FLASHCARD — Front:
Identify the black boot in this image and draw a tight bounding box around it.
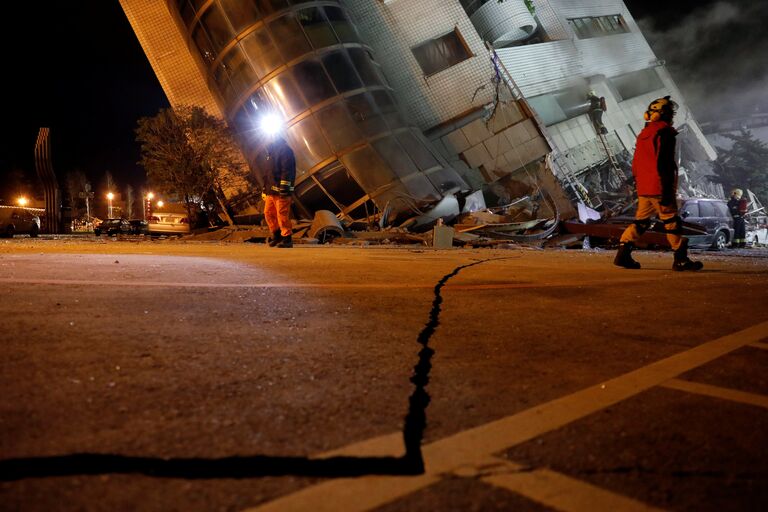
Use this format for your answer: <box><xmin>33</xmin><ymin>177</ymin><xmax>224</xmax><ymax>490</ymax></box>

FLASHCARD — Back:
<box><xmin>672</xmin><ymin>239</ymin><xmax>703</xmax><ymax>271</ymax></box>
<box><xmin>614</xmin><ymin>242</ymin><xmax>640</xmax><ymax>269</ymax></box>
<box><xmin>267</xmin><ymin>230</ymin><xmax>282</xmax><ymax>247</ymax></box>
<box><xmin>276</xmin><ymin>234</ymin><xmax>293</xmax><ymax>248</ymax></box>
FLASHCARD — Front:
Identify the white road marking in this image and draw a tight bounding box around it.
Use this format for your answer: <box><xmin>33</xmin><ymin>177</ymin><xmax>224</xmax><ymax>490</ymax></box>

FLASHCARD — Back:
<box><xmin>246</xmin><ymin>320</ymin><xmax>768</xmax><ymax>512</ymax></box>
<box><xmin>479</xmin><ymin>457</ymin><xmax>665</xmax><ymax>512</ymax></box>
<box><xmin>661</xmin><ymin>378</ymin><xmax>768</xmax><ymax>409</ymax></box>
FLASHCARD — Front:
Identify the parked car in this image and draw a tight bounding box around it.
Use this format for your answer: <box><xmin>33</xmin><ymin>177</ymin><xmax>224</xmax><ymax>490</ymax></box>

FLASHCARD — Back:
<box><xmin>147</xmin><ymin>213</ymin><xmax>190</xmax><ymax>236</ymax></box>
<box><xmin>679</xmin><ymin>198</ymin><xmax>734</xmax><ymax>250</ymax></box>
<box><xmin>94</xmin><ymin>218</ymin><xmax>132</xmax><ymax>236</ymax></box>
<box><xmin>128</xmin><ymin>219</ymin><xmax>149</xmax><ymax>235</ymax></box>
<box><xmin>0</xmin><ymin>207</ymin><xmax>41</xmax><ymax>238</ymax></box>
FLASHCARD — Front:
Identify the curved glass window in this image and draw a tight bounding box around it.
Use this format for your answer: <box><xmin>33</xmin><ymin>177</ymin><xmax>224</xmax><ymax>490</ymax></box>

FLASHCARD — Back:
<box><xmin>298</xmin><ymin>7</ymin><xmax>339</xmax><ymax>49</ymax></box>
<box><xmin>191</xmin><ymin>0</ymin><xmax>209</xmax><ymax>9</ymax></box>
<box><xmin>397</xmin><ymin>131</ymin><xmax>440</xmax><ymax>172</ymax></box>
<box><xmin>268</xmin><ymin>13</ymin><xmax>312</xmax><ymax>62</ymax></box>
<box><xmin>295</xmin><ymin>180</ymin><xmax>340</xmax><ymax>214</ymax></box>
<box><xmin>373</xmin><ymin>136</ymin><xmax>418</xmax><ymax>179</ymax></box>
<box><xmin>262</xmin><ymin>73</ymin><xmax>307</xmax><ymax>119</ymax></box>
<box><xmin>201</xmin><ymin>5</ymin><xmax>234</xmax><ymax>53</ymax></box>
<box><xmin>316</xmin><ymin>103</ymin><xmax>362</xmax><ymax>153</ymax></box>
<box><xmin>241</xmin><ymin>26</ymin><xmax>283</xmax><ymax>79</ymax></box>
<box><xmin>180</xmin><ymin>1</ymin><xmax>196</xmax><ymax>27</ymax></box>
<box><xmin>291</xmin><ymin>59</ymin><xmax>337</xmax><ymax>105</ymax></box>
<box><xmin>286</xmin><ymin>116</ymin><xmax>333</xmax><ymax>173</ymax></box>
<box><xmin>219</xmin><ymin>0</ymin><xmax>261</xmax><ymax>33</ymax></box>
<box><xmin>348</xmin><ymin>48</ymin><xmax>383</xmax><ymax>87</ymax></box>
<box><xmin>322</xmin><ymin>51</ymin><xmax>363</xmax><ymax>93</ymax></box>
<box><xmin>314</xmin><ymin>163</ymin><xmax>366</xmax><ymax>207</ymax></box>
<box><xmin>341</xmin><ymin>146</ymin><xmax>396</xmax><ymax>192</ymax></box>
<box><xmin>255</xmin><ymin>0</ymin><xmax>290</xmax><ymax>16</ymax></box>
<box><xmin>192</xmin><ymin>25</ymin><xmax>216</xmax><ymax>63</ymax></box>
<box><xmin>323</xmin><ymin>6</ymin><xmax>359</xmax><ymax>43</ymax></box>
<box><xmin>222</xmin><ymin>45</ymin><xmax>257</xmax><ymax>101</ymax></box>
<box><xmin>345</xmin><ymin>93</ymin><xmax>387</xmax><ymax>137</ymax></box>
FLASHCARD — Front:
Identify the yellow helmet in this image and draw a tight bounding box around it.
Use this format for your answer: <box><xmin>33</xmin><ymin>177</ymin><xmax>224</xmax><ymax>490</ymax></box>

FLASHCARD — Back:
<box><xmin>644</xmin><ymin>96</ymin><xmax>677</xmax><ymax>122</ymax></box>
<box><xmin>731</xmin><ymin>188</ymin><xmax>743</xmax><ymax>198</ymax></box>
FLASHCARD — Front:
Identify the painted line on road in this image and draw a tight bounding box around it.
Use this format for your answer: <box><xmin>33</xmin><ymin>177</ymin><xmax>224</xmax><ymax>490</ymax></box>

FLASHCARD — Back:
<box><xmin>0</xmin><ymin>276</ymin><xmax>671</xmax><ymax>292</ymax></box>
<box><xmin>247</xmin><ymin>320</ymin><xmax>768</xmax><ymax>512</ymax></box>
<box><xmin>476</xmin><ymin>457</ymin><xmax>664</xmax><ymax>512</ymax></box>
<box><xmin>661</xmin><ymin>378</ymin><xmax>768</xmax><ymax>410</ymax></box>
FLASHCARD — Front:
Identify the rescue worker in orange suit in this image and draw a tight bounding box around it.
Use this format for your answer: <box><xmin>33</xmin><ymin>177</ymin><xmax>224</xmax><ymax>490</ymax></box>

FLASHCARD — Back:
<box><xmin>614</xmin><ymin>96</ymin><xmax>703</xmax><ymax>271</ymax></box>
<box><xmin>727</xmin><ymin>188</ymin><xmax>747</xmax><ymax>248</ymax></box>
<box><xmin>262</xmin><ymin>135</ymin><xmax>296</xmax><ymax>248</ymax></box>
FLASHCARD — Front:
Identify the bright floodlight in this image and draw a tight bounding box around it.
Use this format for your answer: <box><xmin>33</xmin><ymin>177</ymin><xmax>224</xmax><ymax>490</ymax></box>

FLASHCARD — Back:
<box><xmin>157</xmin><ymin>200</ymin><xmax>164</xmax><ymax>208</ymax></box>
<box><xmin>107</xmin><ymin>192</ymin><xmax>114</xmax><ymax>200</ymax></box>
<box><xmin>259</xmin><ymin>113</ymin><xmax>284</xmax><ymax>137</ymax></box>
<box><xmin>17</xmin><ymin>197</ymin><xmax>28</xmax><ymax>206</ymax></box>
<box><xmin>147</xmin><ymin>192</ymin><xmax>154</xmax><ymax>200</ymax></box>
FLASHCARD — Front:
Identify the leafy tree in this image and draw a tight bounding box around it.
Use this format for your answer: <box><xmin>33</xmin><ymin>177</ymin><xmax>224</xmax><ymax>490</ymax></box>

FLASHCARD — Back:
<box><xmin>711</xmin><ymin>129</ymin><xmax>768</xmax><ymax>203</ymax></box>
<box><xmin>65</xmin><ymin>169</ymin><xmax>88</xmax><ymax>218</ymax></box>
<box><xmin>136</xmin><ymin>105</ymin><xmax>249</xmax><ymax>226</ymax></box>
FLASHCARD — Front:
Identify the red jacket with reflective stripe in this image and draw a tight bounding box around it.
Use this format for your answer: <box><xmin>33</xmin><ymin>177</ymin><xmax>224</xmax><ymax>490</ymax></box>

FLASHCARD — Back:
<box><xmin>632</xmin><ymin>121</ymin><xmax>677</xmax><ymax>197</ymax></box>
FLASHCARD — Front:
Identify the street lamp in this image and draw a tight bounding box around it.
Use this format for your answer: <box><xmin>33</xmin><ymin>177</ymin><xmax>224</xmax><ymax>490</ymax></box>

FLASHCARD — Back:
<box><xmin>107</xmin><ymin>192</ymin><xmax>114</xmax><ymax>218</ymax></box>
<box><xmin>145</xmin><ymin>192</ymin><xmax>154</xmax><ymax>220</ymax></box>
<box><xmin>17</xmin><ymin>197</ymin><xmax>28</xmax><ymax>207</ymax></box>
<box><xmin>157</xmin><ymin>200</ymin><xmax>164</xmax><ymax>209</ymax></box>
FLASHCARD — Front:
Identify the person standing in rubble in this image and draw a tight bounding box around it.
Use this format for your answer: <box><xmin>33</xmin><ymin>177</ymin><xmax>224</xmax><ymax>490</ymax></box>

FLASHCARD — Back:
<box><xmin>614</xmin><ymin>96</ymin><xmax>703</xmax><ymax>271</ymax></box>
<box><xmin>262</xmin><ymin>134</ymin><xmax>296</xmax><ymax>248</ymax></box>
<box><xmin>728</xmin><ymin>188</ymin><xmax>748</xmax><ymax>248</ymax></box>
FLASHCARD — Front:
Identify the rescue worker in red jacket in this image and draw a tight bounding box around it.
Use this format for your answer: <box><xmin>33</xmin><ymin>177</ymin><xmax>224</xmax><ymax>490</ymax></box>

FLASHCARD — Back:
<box><xmin>614</xmin><ymin>96</ymin><xmax>703</xmax><ymax>271</ymax></box>
<box><xmin>262</xmin><ymin>135</ymin><xmax>296</xmax><ymax>248</ymax></box>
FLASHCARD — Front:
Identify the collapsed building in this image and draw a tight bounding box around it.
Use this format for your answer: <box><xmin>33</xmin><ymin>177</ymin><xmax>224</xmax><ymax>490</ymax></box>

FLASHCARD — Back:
<box><xmin>120</xmin><ymin>0</ymin><xmax>718</xmax><ymax>235</ymax></box>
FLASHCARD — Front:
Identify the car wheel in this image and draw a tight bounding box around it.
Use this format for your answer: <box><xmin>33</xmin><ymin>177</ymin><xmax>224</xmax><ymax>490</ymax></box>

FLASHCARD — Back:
<box><xmin>94</xmin><ymin>229</ymin><xmax>101</xmax><ymax>236</ymax></box>
<box><xmin>711</xmin><ymin>230</ymin><xmax>727</xmax><ymax>250</ymax></box>
<box><xmin>4</xmin><ymin>225</ymin><xmax>14</xmax><ymax>238</ymax></box>
<box><xmin>30</xmin><ymin>224</ymin><xmax>39</xmax><ymax>238</ymax></box>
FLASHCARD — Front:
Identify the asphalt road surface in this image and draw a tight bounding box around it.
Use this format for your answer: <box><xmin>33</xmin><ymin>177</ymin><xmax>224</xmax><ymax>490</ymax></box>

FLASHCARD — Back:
<box><xmin>1</xmin><ymin>237</ymin><xmax>767</xmax><ymax>511</ymax></box>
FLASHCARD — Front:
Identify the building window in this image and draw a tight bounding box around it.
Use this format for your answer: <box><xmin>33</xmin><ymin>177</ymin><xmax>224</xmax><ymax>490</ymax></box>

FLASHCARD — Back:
<box><xmin>610</xmin><ymin>68</ymin><xmax>664</xmax><ymax>101</ymax></box>
<box><xmin>567</xmin><ymin>15</ymin><xmax>628</xmax><ymax>39</ymax></box>
<box><xmin>411</xmin><ymin>28</ymin><xmax>472</xmax><ymax>76</ymax></box>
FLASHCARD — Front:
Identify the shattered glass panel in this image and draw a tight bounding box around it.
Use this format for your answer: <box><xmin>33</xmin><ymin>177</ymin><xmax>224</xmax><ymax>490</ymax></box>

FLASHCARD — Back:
<box><xmin>411</xmin><ymin>29</ymin><xmax>471</xmax><ymax>76</ymax></box>
<box><xmin>241</xmin><ymin>26</ymin><xmax>284</xmax><ymax>79</ymax></box>
<box><xmin>192</xmin><ymin>25</ymin><xmax>216</xmax><ymax>63</ymax></box>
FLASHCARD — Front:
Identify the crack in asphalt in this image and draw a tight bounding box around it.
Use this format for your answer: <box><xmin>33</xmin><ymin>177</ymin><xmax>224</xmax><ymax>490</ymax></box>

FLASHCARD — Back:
<box><xmin>402</xmin><ymin>257</ymin><xmax>512</xmax><ymax>472</ymax></box>
<box><xmin>0</xmin><ymin>256</ymin><xmax>510</xmax><ymax>481</ymax></box>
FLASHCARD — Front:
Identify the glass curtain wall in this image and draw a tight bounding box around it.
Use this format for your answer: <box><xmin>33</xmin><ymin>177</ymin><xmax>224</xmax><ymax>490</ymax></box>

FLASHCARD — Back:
<box><xmin>174</xmin><ymin>0</ymin><xmax>466</xmax><ymax>221</ymax></box>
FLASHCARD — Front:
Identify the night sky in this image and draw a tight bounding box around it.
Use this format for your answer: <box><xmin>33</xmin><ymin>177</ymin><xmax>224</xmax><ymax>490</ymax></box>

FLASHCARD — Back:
<box><xmin>1</xmin><ymin>0</ymin><xmax>764</xmax><ymax>204</ymax></box>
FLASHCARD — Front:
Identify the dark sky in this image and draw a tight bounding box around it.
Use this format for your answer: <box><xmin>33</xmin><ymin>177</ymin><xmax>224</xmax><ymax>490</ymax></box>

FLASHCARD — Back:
<box><xmin>2</xmin><ymin>0</ymin><xmax>764</xmax><ymax>203</ymax></box>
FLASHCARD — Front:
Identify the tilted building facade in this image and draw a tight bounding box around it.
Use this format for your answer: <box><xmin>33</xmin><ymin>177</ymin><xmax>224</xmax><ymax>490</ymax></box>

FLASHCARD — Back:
<box><xmin>120</xmin><ymin>0</ymin><xmax>716</xmax><ymax>222</ymax></box>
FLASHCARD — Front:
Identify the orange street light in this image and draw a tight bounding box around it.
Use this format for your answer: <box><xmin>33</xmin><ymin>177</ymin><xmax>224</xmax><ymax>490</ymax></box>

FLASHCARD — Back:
<box><xmin>157</xmin><ymin>200</ymin><xmax>164</xmax><ymax>208</ymax></box>
<box><xmin>107</xmin><ymin>192</ymin><xmax>114</xmax><ymax>218</ymax></box>
<box><xmin>17</xmin><ymin>197</ymin><xmax>28</xmax><ymax>207</ymax></box>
